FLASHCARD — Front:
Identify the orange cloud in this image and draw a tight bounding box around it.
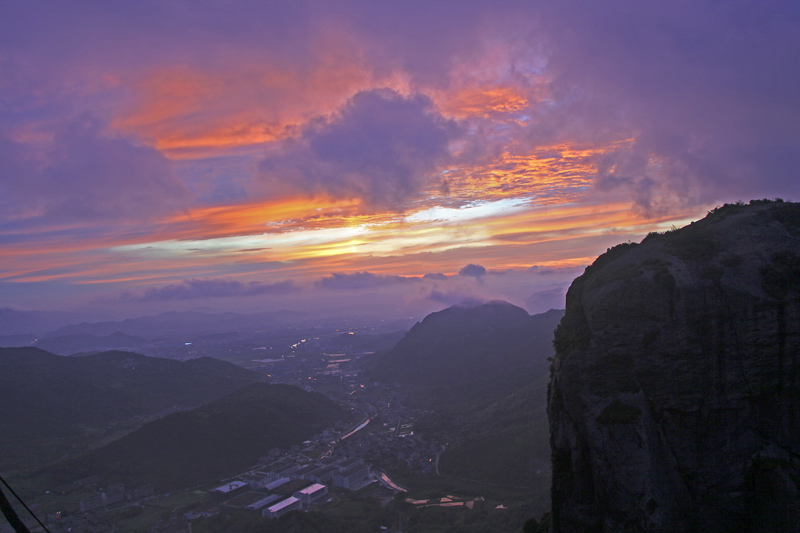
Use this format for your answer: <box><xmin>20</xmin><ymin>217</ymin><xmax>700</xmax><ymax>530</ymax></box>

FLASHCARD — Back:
<box><xmin>439</xmin><ymin>86</ymin><xmax>530</xmax><ymax>118</ymax></box>
<box><xmin>112</xmin><ymin>30</ymin><xmax>400</xmax><ymax>160</ymax></box>
<box><xmin>0</xmin><ymin>193</ymin><xmax>708</xmax><ymax>288</ymax></box>
<box><xmin>163</xmin><ymin>196</ymin><xmax>380</xmax><ymax>240</ymax></box>
<box><xmin>437</xmin><ymin>140</ymin><xmax>632</xmax><ymax>208</ymax></box>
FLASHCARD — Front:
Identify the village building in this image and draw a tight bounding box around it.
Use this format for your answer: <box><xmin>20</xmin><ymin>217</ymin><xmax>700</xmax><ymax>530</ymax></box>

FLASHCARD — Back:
<box><xmin>263</xmin><ymin>496</ymin><xmax>301</xmax><ymax>519</ymax></box>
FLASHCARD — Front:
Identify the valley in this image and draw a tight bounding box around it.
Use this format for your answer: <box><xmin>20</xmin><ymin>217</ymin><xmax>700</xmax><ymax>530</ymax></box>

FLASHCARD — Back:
<box><xmin>1</xmin><ymin>302</ymin><xmax>557</xmax><ymax>532</ymax></box>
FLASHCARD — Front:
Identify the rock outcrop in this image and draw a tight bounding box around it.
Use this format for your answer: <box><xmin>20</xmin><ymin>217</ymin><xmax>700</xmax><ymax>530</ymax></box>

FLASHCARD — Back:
<box><xmin>548</xmin><ymin>200</ymin><xmax>800</xmax><ymax>532</ymax></box>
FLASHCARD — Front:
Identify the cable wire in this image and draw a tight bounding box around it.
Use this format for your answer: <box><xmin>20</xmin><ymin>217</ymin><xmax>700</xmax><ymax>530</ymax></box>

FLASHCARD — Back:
<box><xmin>0</xmin><ymin>474</ymin><xmax>49</xmax><ymax>533</ymax></box>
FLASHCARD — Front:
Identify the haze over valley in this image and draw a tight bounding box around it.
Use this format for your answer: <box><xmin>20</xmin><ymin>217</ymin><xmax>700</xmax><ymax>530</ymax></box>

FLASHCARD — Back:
<box><xmin>1</xmin><ymin>300</ymin><xmax>560</xmax><ymax>532</ymax></box>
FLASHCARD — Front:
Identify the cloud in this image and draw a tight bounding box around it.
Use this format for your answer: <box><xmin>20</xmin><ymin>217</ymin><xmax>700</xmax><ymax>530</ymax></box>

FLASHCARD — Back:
<box><xmin>524</xmin><ymin>286</ymin><xmax>567</xmax><ymax>314</ymax></box>
<box><xmin>533</xmin><ymin>0</ymin><xmax>800</xmax><ymax>213</ymax></box>
<box><xmin>259</xmin><ymin>89</ymin><xmax>461</xmax><ymax>211</ymax></box>
<box><xmin>0</xmin><ymin>114</ymin><xmax>191</xmax><ymax>227</ymax></box>
<box><xmin>458</xmin><ymin>264</ymin><xmax>487</xmax><ymax>278</ymax></box>
<box><xmin>426</xmin><ymin>290</ymin><xmax>485</xmax><ymax>307</ymax></box>
<box><xmin>118</xmin><ymin>278</ymin><xmax>299</xmax><ymax>302</ymax></box>
<box><xmin>5</xmin><ymin>2</ymin><xmax>800</xmax><ymax>220</ymax></box>
<box><xmin>535</xmin><ymin>266</ymin><xmax>586</xmax><ymax>276</ymax></box>
<box><xmin>423</xmin><ymin>272</ymin><xmax>448</xmax><ymax>281</ymax></box>
<box><xmin>317</xmin><ymin>271</ymin><xmax>422</xmax><ymax>290</ymax></box>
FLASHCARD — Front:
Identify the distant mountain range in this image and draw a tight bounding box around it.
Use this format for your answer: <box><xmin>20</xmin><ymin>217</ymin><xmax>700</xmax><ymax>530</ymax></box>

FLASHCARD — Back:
<box><xmin>0</xmin><ymin>347</ymin><xmax>264</xmax><ymax>470</ymax></box>
<box><xmin>45</xmin><ymin>309</ymin><xmax>312</xmax><ymax>339</ymax></box>
<box><xmin>52</xmin><ymin>383</ymin><xmax>349</xmax><ymax>492</ymax></box>
<box><xmin>367</xmin><ymin>301</ymin><xmax>564</xmax><ymax>485</ymax></box>
<box><xmin>0</xmin><ymin>308</ymin><xmax>102</xmax><ymax>336</ymax></box>
<box><xmin>34</xmin><ymin>331</ymin><xmax>148</xmax><ymax>355</ymax></box>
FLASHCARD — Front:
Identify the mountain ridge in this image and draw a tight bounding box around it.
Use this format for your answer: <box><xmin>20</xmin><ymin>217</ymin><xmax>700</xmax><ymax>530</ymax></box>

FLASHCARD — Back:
<box><xmin>44</xmin><ymin>309</ymin><xmax>312</xmax><ymax>339</ymax></box>
<box><xmin>0</xmin><ymin>347</ymin><xmax>264</xmax><ymax>470</ymax></box>
<box><xmin>368</xmin><ymin>301</ymin><xmax>560</xmax><ymax>392</ymax></box>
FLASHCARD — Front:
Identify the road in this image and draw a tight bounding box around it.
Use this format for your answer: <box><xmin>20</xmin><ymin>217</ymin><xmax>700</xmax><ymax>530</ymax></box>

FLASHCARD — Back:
<box><xmin>319</xmin><ymin>414</ymin><xmax>372</xmax><ymax>459</ymax></box>
<box><xmin>374</xmin><ymin>468</ymin><xmax>408</xmax><ymax>493</ymax></box>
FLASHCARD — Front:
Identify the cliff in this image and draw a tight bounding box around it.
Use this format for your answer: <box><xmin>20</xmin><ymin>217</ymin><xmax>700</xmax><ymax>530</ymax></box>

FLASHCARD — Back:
<box><xmin>548</xmin><ymin>200</ymin><xmax>800</xmax><ymax>532</ymax></box>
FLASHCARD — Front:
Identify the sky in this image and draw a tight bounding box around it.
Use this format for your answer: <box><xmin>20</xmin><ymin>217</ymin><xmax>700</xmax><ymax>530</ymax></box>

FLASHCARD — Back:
<box><xmin>1</xmin><ymin>0</ymin><xmax>799</xmax><ymax>321</ymax></box>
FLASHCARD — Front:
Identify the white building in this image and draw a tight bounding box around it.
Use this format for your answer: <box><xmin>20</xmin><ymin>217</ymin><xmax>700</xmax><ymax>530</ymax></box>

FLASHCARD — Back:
<box><xmin>263</xmin><ymin>496</ymin><xmax>302</xmax><ymax>519</ymax></box>
<box><xmin>294</xmin><ymin>483</ymin><xmax>328</xmax><ymax>507</ymax></box>
<box><xmin>333</xmin><ymin>463</ymin><xmax>371</xmax><ymax>490</ymax></box>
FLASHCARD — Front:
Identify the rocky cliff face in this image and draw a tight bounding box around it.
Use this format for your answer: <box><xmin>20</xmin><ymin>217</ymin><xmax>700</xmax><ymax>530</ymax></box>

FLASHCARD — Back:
<box><xmin>548</xmin><ymin>200</ymin><xmax>800</xmax><ymax>532</ymax></box>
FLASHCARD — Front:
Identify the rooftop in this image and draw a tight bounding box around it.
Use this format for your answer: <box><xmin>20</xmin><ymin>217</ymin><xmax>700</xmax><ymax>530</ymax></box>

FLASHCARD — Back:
<box><xmin>297</xmin><ymin>483</ymin><xmax>326</xmax><ymax>495</ymax></box>
<box><xmin>211</xmin><ymin>481</ymin><xmax>248</xmax><ymax>493</ymax></box>
<box><xmin>268</xmin><ymin>496</ymin><xmax>300</xmax><ymax>513</ymax></box>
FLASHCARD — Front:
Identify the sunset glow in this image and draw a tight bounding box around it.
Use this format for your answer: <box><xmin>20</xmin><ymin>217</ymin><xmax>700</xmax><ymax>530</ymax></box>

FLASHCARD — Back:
<box><xmin>1</xmin><ymin>1</ymin><xmax>797</xmax><ymax>318</ymax></box>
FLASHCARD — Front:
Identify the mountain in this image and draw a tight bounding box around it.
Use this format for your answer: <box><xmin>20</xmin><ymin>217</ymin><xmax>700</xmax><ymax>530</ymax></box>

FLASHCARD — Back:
<box><xmin>368</xmin><ymin>300</ymin><xmax>560</xmax><ymax>392</ymax></box>
<box><xmin>53</xmin><ymin>383</ymin><xmax>350</xmax><ymax>492</ymax></box>
<box><xmin>0</xmin><ymin>333</ymin><xmax>36</xmax><ymax>347</ymax></box>
<box><xmin>45</xmin><ymin>309</ymin><xmax>311</xmax><ymax>339</ymax></box>
<box><xmin>0</xmin><ymin>308</ymin><xmax>101</xmax><ymax>336</ymax></box>
<box><xmin>548</xmin><ymin>200</ymin><xmax>800</xmax><ymax>532</ymax></box>
<box><xmin>34</xmin><ymin>331</ymin><xmax>147</xmax><ymax>355</ymax></box>
<box><xmin>367</xmin><ymin>301</ymin><xmax>564</xmax><ymax>486</ymax></box>
<box><xmin>0</xmin><ymin>347</ymin><xmax>264</xmax><ymax>470</ymax></box>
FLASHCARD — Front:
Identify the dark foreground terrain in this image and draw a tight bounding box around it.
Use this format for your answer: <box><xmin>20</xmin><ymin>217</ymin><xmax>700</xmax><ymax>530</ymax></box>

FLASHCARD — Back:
<box><xmin>549</xmin><ymin>200</ymin><xmax>800</xmax><ymax>532</ymax></box>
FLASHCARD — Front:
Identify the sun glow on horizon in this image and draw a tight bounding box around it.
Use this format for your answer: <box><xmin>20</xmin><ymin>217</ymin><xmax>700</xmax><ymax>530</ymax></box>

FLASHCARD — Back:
<box><xmin>0</xmin><ymin>4</ymin><xmax>743</xmax><ymax>312</ymax></box>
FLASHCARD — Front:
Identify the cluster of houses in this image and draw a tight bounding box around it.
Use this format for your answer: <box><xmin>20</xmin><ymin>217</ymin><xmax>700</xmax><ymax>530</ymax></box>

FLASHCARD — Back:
<box><xmin>338</xmin><ymin>427</ymin><xmax>442</xmax><ymax>474</ymax></box>
<box><xmin>213</xmin><ymin>455</ymin><xmax>372</xmax><ymax>519</ymax></box>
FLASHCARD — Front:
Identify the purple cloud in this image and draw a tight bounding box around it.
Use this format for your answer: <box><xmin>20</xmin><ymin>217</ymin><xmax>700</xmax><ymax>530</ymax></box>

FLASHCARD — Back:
<box><xmin>5</xmin><ymin>1</ymin><xmax>798</xmax><ymax>220</ymax></box>
<box><xmin>0</xmin><ymin>115</ymin><xmax>190</xmax><ymax>226</ymax></box>
<box><xmin>427</xmin><ymin>290</ymin><xmax>485</xmax><ymax>307</ymax></box>
<box><xmin>458</xmin><ymin>264</ymin><xmax>487</xmax><ymax>278</ymax></box>
<box><xmin>524</xmin><ymin>287</ymin><xmax>567</xmax><ymax>314</ymax></box>
<box><xmin>423</xmin><ymin>272</ymin><xmax>448</xmax><ymax>281</ymax></box>
<box><xmin>533</xmin><ymin>0</ymin><xmax>800</xmax><ymax>213</ymax></box>
<box><xmin>119</xmin><ymin>278</ymin><xmax>298</xmax><ymax>302</ymax></box>
<box><xmin>317</xmin><ymin>271</ymin><xmax>422</xmax><ymax>290</ymax></box>
<box><xmin>259</xmin><ymin>89</ymin><xmax>460</xmax><ymax>211</ymax></box>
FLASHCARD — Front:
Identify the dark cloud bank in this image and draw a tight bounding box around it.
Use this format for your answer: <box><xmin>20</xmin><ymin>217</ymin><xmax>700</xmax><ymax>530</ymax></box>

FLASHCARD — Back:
<box><xmin>316</xmin><ymin>271</ymin><xmax>423</xmax><ymax>290</ymax></box>
<box><xmin>118</xmin><ymin>279</ymin><xmax>298</xmax><ymax>302</ymax></box>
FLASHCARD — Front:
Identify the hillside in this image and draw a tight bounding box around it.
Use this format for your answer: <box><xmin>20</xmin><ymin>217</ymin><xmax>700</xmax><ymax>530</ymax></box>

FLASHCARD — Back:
<box><xmin>368</xmin><ymin>301</ymin><xmax>560</xmax><ymax>393</ymax></box>
<box><xmin>549</xmin><ymin>200</ymin><xmax>800</xmax><ymax>532</ymax></box>
<box><xmin>52</xmin><ymin>383</ymin><xmax>350</xmax><ymax>492</ymax></box>
<box><xmin>34</xmin><ymin>331</ymin><xmax>147</xmax><ymax>355</ymax></box>
<box><xmin>0</xmin><ymin>347</ymin><xmax>264</xmax><ymax>470</ymax></box>
<box><xmin>367</xmin><ymin>302</ymin><xmax>564</xmax><ymax>486</ymax></box>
